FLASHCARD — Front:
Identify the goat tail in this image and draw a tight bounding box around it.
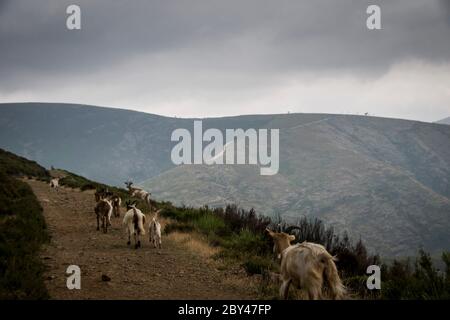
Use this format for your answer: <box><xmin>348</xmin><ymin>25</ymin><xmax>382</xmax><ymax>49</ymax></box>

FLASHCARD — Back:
<box><xmin>132</xmin><ymin>208</ymin><xmax>145</xmax><ymax>235</ymax></box>
<box><xmin>319</xmin><ymin>253</ymin><xmax>346</xmax><ymax>300</ymax></box>
<box><xmin>107</xmin><ymin>202</ymin><xmax>113</xmax><ymax>220</ymax></box>
<box><xmin>141</xmin><ymin>215</ymin><xmax>146</xmax><ymax>235</ymax></box>
<box><xmin>145</xmin><ymin>193</ymin><xmax>152</xmax><ymax>209</ymax></box>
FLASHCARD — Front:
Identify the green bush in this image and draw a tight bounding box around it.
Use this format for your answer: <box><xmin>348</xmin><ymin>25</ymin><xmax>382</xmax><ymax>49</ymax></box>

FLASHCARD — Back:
<box><xmin>224</xmin><ymin>229</ymin><xmax>268</xmax><ymax>255</ymax></box>
<box><xmin>242</xmin><ymin>256</ymin><xmax>273</xmax><ymax>275</ymax></box>
<box><xmin>0</xmin><ymin>148</ymin><xmax>49</xmax><ymax>180</ymax></box>
<box><xmin>164</xmin><ymin>222</ymin><xmax>195</xmax><ymax>234</ymax></box>
<box><xmin>196</xmin><ymin>214</ymin><xmax>226</xmax><ymax>235</ymax></box>
<box><xmin>381</xmin><ymin>250</ymin><xmax>450</xmax><ymax>300</ymax></box>
<box><xmin>0</xmin><ymin>171</ymin><xmax>49</xmax><ymax>299</ymax></box>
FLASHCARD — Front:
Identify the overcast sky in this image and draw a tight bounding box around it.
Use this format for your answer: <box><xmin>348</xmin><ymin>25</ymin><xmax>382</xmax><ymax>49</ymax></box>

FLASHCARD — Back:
<box><xmin>0</xmin><ymin>0</ymin><xmax>449</xmax><ymax>121</ymax></box>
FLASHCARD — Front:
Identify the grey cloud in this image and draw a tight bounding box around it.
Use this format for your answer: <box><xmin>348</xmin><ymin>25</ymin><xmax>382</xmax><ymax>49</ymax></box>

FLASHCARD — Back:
<box><xmin>1</xmin><ymin>1</ymin><xmax>449</xmax><ymax>82</ymax></box>
<box><xmin>0</xmin><ymin>0</ymin><xmax>449</xmax><ymax>122</ymax></box>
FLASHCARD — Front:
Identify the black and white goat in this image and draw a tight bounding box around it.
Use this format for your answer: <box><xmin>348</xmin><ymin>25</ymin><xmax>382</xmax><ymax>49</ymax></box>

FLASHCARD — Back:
<box><xmin>124</xmin><ymin>181</ymin><xmax>153</xmax><ymax>210</ymax></box>
<box><xmin>111</xmin><ymin>195</ymin><xmax>121</xmax><ymax>217</ymax></box>
<box><xmin>95</xmin><ymin>189</ymin><xmax>121</xmax><ymax>218</ymax></box>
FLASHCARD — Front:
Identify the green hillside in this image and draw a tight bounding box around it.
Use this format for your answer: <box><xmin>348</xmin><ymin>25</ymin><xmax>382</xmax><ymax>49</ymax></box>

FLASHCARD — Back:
<box><xmin>0</xmin><ymin>149</ymin><xmax>50</xmax><ymax>299</ymax></box>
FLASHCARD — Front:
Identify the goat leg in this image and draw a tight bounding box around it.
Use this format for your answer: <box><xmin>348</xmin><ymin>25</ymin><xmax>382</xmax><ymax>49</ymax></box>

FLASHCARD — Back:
<box><xmin>280</xmin><ymin>279</ymin><xmax>291</xmax><ymax>300</ymax></box>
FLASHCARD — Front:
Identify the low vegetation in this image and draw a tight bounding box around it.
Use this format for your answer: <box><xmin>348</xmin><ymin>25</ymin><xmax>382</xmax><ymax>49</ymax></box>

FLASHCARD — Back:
<box><xmin>59</xmin><ymin>171</ymin><xmax>124</xmax><ymax>194</ymax></box>
<box><xmin>0</xmin><ymin>149</ymin><xmax>49</xmax><ymax>180</ymax></box>
<box><xmin>0</xmin><ymin>149</ymin><xmax>50</xmax><ymax>299</ymax></box>
<box><xmin>380</xmin><ymin>251</ymin><xmax>450</xmax><ymax>299</ymax></box>
<box><xmin>159</xmin><ymin>202</ymin><xmax>450</xmax><ymax>299</ymax></box>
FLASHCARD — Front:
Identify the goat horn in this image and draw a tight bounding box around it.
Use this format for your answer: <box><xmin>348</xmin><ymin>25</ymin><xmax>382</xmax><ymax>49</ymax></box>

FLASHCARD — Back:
<box><xmin>284</xmin><ymin>226</ymin><xmax>301</xmax><ymax>234</ymax></box>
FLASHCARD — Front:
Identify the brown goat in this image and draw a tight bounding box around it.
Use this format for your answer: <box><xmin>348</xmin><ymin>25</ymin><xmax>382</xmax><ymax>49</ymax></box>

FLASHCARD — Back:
<box><xmin>266</xmin><ymin>228</ymin><xmax>346</xmax><ymax>300</ymax></box>
<box><xmin>95</xmin><ymin>199</ymin><xmax>113</xmax><ymax>233</ymax></box>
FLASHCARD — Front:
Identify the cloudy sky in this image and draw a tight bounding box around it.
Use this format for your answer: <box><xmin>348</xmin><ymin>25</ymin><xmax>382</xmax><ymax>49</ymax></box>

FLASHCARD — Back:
<box><xmin>0</xmin><ymin>0</ymin><xmax>449</xmax><ymax>121</ymax></box>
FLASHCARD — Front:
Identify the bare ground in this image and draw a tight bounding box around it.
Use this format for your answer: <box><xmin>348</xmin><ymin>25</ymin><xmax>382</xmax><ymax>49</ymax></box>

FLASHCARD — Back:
<box><xmin>26</xmin><ymin>179</ymin><xmax>257</xmax><ymax>299</ymax></box>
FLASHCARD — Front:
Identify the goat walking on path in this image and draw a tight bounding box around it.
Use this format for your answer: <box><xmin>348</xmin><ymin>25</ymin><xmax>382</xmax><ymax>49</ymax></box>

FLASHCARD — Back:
<box><xmin>95</xmin><ymin>199</ymin><xmax>113</xmax><ymax>233</ymax></box>
<box><xmin>50</xmin><ymin>178</ymin><xmax>59</xmax><ymax>191</ymax></box>
<box><xmin>149</xmin><ymin>210</ymin><xmax>162</xmax><ymax>249</ymax></box>
<box><xmin>266</xmin><ymin>228</ymin><xmax>346</xmax><ymax>300</ymax></box>
<box><xmin>111</xmin><ymin>195</ymin><xmax>121</xmax><ymax>217</ymax></box>
<box><xmin>123</xmin><ymin>204</ymin><xmax>146</xmax><ymax>249</ymax></box>
<box><xmin>95</xmin><ymin>189</ymin><xmax>121</xmax><ymax>218</ymax></box>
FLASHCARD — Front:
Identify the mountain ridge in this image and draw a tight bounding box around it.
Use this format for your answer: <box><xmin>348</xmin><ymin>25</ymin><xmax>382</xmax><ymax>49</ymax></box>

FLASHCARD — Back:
<box><xmin>436</xmin><ymin>116</ymin><xmax>450</xmax><ymax>125</ymax></box>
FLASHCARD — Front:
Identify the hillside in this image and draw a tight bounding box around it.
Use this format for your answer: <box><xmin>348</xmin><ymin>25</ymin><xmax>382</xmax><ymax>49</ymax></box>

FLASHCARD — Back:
<box><xmin>143</xmin><ymin>115</ymin><xmax>450</xmax><ymax>256</ymax></box>
<box><xmin>436</xmin><ymin>117</ymin><xmax>450</xmax><ymax>125</ymax></box>
<box><xmin>0</xmin><ymin>103</ymin><xmax>179</xmax><ymax>185</ymax></box>
<box><xmin>1</xmin><ymin>103</ymin><xmax>450</xmax><ymax>256</ymax></box>
<box><xmin>0</xmin><ymin>149</ymin><xmax>50</xmax><ymax>299</ymax></box>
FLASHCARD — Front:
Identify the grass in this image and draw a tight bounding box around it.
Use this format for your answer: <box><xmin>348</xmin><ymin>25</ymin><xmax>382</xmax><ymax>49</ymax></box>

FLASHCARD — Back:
<box><xmin>0</xmin><ymin>149</ymin><xmax>49</xmax><ymax>181</ymax></box>
<box><xmin>166</xmin><ymin>231</ymin><xmax>219</xmax><ymax>259</ymax></box>
<box><xmin>0</xmin><ymin>153</ymin><xmax>50</xmax><ymax>299</ymax></box>
<box><xmin>159</xmin><ymin>202</ymin><xmax>450</xmax><ymax>299</ymax></box>
<box><xmin>160</xmin><ymin>204</ymin><xmax>276</xmax><ymax>284</ymax></box>
<box><xmin>59</xmin><ymin>170</ymin><xmax>125</xmax><ymax>194</ymax></box>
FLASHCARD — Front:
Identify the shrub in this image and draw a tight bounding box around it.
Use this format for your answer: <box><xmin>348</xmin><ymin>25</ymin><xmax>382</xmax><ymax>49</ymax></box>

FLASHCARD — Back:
<box><xmin>216</xmin><ymin>205</ymin><xmax>271</xmax><ymax>235</ymax></box>
<box><xmin>196</xmin><ymin>214</ymin><xmax>226</xmax><ymax>235</ymax></box>
<box><xmin>242</xmin><ymin>256</ymin><xmax>273</xmax><ymax>275</ymax></box>
<box><xmin>224</xmin><ymin>229</ymin><xmax>270</xmax><ymax>256</ymax></box>
<box><xmin>0</xmin><ymin>171</ymin><xmax>49</xmax><ymax>299</ymax></box>
<box><xmin>381</xmin><ymin>251</ymin><xmax>450</xmax><ymax>300</ymax></box>
<box><xmin>0</xmin><ymin>148</ymin><xmax>49</xmax><ymax>180</ymax></box>
<box><xmin>164</xmin><ymin>222</ymin><xmax>195</xmax><ymax>235</ymax></box>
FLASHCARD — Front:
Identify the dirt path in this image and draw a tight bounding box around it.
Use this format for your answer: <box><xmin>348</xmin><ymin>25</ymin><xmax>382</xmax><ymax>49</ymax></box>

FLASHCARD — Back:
<box><xmin>26</xmin><ymin>179</ymin><xmax>256</xmax><ymax>299</ymax></box>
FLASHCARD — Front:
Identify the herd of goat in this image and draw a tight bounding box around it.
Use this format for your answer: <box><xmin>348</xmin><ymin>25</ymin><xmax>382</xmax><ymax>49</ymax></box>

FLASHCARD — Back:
<box><xmin>50</xmin><ymin>178</ymin><xmax>162</xmax><ymax>249</ymax></box>
<box><xmin>48</xmin><ymin>178</ymin><xmax>345</xmax><ymax>299</ymax></box>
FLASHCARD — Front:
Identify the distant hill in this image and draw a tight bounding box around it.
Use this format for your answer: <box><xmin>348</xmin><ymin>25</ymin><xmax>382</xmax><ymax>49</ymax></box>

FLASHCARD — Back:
<box><xmin>436</xmin><ymin>117</ymin><xmax>450</xmax><ymax>125</ymax></box>
<box><xmin>0</xmin><ymin>103</ymin><xmax>177</xmax><ymax>185</ymax></box>
<box><xmin>1</xmin><ymin>103</ymin><xmax>450</xmax><ymax>256</ymax></box>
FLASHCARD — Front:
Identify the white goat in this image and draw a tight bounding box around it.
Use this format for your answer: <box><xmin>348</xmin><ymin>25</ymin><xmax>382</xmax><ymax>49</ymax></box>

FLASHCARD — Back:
<box><xmin>123</xmin><ymin>204</ymin><xmax>146</xmax><ymax>249</ymax></box>
<box><xmin>266</xmin><ymin>228</ymin><xmax>346</xmax><ymax>300</ymax></box>
<box><xmin>49</xmin><ymin>178</ymin><xmax>59</xmax><ymax>190</ymax></box>
<box><xmin>149</xmin><ymin>209</ymin><xmax>162</xmax><ymax>249</ymax></box>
